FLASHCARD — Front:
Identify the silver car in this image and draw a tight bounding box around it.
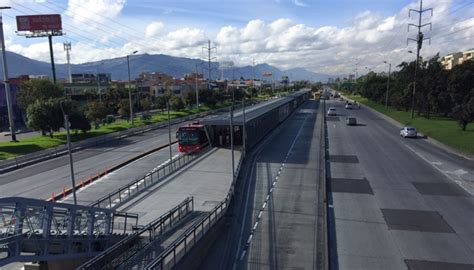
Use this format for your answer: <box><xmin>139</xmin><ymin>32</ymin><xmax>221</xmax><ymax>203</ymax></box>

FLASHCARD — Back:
<box><xmin>327</xmin><ymin>107</ymin><xmax>337</xmax><ymax>116</ymax></box>
<box><xmin>400</xmin><ymin>126</ymin><xmax>417</xmax><ymax>138</ymax></box>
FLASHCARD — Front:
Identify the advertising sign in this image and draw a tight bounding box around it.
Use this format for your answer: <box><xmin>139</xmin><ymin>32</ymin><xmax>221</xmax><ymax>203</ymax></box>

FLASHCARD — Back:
<box><xmin>16</xmin><ymin>14</ymin><xmax>62</xmax><ymax>32</ymax></box>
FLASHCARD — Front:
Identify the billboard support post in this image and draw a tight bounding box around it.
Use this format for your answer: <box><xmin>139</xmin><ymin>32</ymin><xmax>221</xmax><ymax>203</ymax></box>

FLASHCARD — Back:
<box><xmin>16</xmin><ymin>14</ymin><xmax>62</xmax><ymax>84</ymax></box>
<box><xmin>48</xmin><ymin>34</ymin><xmax>56</xmax><ymax>83</ymax></box>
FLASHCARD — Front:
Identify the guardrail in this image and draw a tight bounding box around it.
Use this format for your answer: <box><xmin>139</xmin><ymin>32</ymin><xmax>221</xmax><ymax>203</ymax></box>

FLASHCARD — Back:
<box><xmin>0</xmin><ymin>107</ymin><xmax>230</xmax><ymax>173</ymax></box>
<box><xmin>78</xmin><ymin>197</ymin><xmax>194</xmax><ymax>270</ymax></box>
<box><xmin>90</xmin><ymin>147</ymin><xmax>212</xmax><ymax>209</ymax></box>
<box><xmin>144</xmin><ymin>152</ymin><xmax>244</xmax><ymax>269</ymax></box>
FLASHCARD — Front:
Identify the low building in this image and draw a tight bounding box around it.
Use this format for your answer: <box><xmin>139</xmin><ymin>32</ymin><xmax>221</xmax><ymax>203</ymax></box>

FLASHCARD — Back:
<box><xmin>441</xmin><ymin>52</ymin><xmax>463</xmax><ymax>70</ymax></box>
<box><xmin>64</xmin><ymin>73</ymin><xmax>111</xmax><ymax>98</ymax></box>
<box><xmin>0</xmin><ymin>81</ymin><xmax>24</xmax><ymax>131</ymax></box>
<box><xmin>459</xmin><ymin>48</ymin><xmax>474</xmax><ymax>65</ymax></box>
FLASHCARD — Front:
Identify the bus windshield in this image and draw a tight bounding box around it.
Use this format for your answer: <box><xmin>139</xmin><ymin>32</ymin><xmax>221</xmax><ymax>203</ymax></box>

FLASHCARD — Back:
<box><xmin>177</xmin><ymin>130</ymin><xmax>200</xmax><ymax>145</ymax></box>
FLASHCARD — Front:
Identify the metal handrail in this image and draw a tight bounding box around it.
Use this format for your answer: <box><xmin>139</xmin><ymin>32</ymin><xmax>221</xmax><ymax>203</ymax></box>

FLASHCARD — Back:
<box><xmin>89</xmin><ymin>147</ymin><xmax>212</xmax><ymax>209</ymax></box>
<box><xmin>78</xmin><ymin>197</ymin><xmax>194</xmax><ymax>270</ymax></box>
<box><xmin>145</xmin><ymin>197</ymin><xmax>229</xmax><ymax>270</ymax></box>
<box><xmin>144</xmin><ymin>153</ymin><xmax>244</xmax><ymax>270</ymax></box>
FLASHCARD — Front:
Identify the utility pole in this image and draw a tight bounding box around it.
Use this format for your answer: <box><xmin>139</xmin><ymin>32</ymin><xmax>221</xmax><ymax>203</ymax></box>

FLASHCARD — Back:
<box><xmin>202</xmin><ymin>40</ymin><xmax>216</xmax><ymax>89</ymax></box>
<box><xmin>408</xmin><ymin>0</ymin><xmax>432</xmax><ymax>119</ymax></box>
<box><xmin>0</xmin><ymin>7</ymin><xmax>16</xmax><ymax>142</ymax></box>
<box><xmin>64</xmin><ymin>42</ymin><xmax>72</xmax><ymax>83</ymax></box>
<box><xmin>384</xmin><ymin>61</ymin><xmax>391</xmax><ymax>109</ymax></box>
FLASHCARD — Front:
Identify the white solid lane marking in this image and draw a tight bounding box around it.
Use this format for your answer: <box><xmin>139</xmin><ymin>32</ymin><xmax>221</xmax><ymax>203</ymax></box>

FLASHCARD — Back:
<box><xmin>404</xmin><ymin>144</ymin><xmax>473</xmax><ymax>196</ymax></box>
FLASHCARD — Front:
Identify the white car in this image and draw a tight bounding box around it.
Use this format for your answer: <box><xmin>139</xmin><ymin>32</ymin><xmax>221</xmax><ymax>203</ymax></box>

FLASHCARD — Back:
<box><xmin>345</xmin><ymin>103</ymin><xmax>353</xmax><ymax>109</ymax></box>
<box><xmin>400</xmin><ymin>127</ymin><xmax>417</xmax><ymax>138</ymax></box>
<box><xmin>327</xmin><ymin>107</ymin><xmax>337</xmax><ymax>116</ymax></box>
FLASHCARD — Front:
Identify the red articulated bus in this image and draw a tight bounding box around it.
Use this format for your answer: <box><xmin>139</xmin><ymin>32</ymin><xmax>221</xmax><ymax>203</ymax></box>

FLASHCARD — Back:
<box><xmin>176</xmin><ymin>122</ymin><xmax>208</xmax><ymax>153</ymax></box>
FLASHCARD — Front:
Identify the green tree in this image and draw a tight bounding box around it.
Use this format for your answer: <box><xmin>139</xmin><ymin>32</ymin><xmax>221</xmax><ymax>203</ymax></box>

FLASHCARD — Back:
<box><xmin>18</xmin><ymin>79</ymin><xmax>63</xmax><ymax>109</ymax></box>
<box><xmin>170</xmin><ymin>95</ymin><xmax>185</xmax><ymax>110</ymax></box>
<box><xmin>140</xmin><ymin>98</ymin><xmax>152</xmax><ymax>111</ymax></box>
<box><xmin>118</xmin><ymin>99</ymin><xmax>130</xmax><ymax>117</ymax></box>
<box><xmin>85</xmin><ymin>101</ymin><xmax>108</xmax><ymax>127</ymax></box>
<box><xmin>183</xmin><ymin>91</ymin><xmax>196</xmax><ymax>108</ymax></box>
<box><xmin>26</xmin><ymin>99</ymin><xmax>63</xmax><ymax>137</ymax></box>
<box><xmin>69</xmin><ymin>109</ymin><xmax>91</xmax><ymax>134</ymax></box>
<box><xmin>448</xmin><ymin>60</ymin><xmax>474</xmax><ymax>130</ymax></box>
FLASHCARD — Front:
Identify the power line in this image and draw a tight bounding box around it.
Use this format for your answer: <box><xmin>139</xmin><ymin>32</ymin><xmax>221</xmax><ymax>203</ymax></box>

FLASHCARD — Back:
<box><xmin>433</xmin><ymin>25</ymin><xmax>473</xmax><ymax>38</ymax></box>
<box><xmin>11</xmin><ymin>6</ymin><xmax>108</xmax><ymax>45</ymax></box>
<box><xmin>41</xmin><ymin>1</ymin><xmax>144</xmax><ymax>43</ymax></box>
<box><xmin>46</xmin><ymin>0</ymin><xmax>146</xmax><ymax>40</ymax></box>
<box><xmin>11</xmin><ymin>4</ymin><xmax>125</xmax><ymax>47</ymax></box>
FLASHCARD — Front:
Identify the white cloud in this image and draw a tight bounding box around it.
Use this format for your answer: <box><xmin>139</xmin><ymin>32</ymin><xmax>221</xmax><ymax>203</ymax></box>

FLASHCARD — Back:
<box><xmin>293</xmin><ymin>0</ymin><xmax>307</xmax><ymax>7</ymax></box>
<box><xmin>66</xmin><ymin>0</ymin><xmax>126</xmax><ymax>26</ymax></box>
<box><xmin>4</xmin><ymin>0</ymin><xmax>472</xmax><ymax>76</ymax></box>
<box><xmin>145</xmin><ymin>21</ymin><xmax>165</xmax><ymax>38</ymax></box>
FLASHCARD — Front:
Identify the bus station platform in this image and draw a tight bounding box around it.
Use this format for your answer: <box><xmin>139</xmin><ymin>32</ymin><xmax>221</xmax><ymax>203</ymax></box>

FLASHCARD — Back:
<box><xmin>117</xmin><ymin>147</ymin><xmax>241</xmax><ymax>225</ymax></box>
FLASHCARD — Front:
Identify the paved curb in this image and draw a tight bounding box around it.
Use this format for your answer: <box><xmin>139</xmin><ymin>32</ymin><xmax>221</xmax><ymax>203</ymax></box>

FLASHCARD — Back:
<box><xmin>341</xmin><ymin>95</ymin><xmax>474</xmax><ymax>161</ymax></box>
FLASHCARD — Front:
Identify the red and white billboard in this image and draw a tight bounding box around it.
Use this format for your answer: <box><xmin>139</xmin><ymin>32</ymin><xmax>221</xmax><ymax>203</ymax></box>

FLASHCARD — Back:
<box><xmin>16</xmin><ymin>14</ymin><xmax>62</xmax><ymax>32</ymax></box>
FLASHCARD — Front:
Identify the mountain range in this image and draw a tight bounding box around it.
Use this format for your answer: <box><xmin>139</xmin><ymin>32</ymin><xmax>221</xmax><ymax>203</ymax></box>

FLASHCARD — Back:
<box><xmin>4</xmin><ymin>51</ymin><xmax>333</xmax><ymax>82</ymax></box>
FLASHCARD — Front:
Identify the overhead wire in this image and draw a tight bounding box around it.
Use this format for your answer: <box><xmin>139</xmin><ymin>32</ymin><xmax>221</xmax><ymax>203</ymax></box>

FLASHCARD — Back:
<box><xmin>45</xmin><ymin>0</ymin><xmax>146</xmax><ymax>40</ymax></box>
<box><xmin>11</xmin><ymin>4</ymin><xmax>125</xmax><ymax>48</ymax></box>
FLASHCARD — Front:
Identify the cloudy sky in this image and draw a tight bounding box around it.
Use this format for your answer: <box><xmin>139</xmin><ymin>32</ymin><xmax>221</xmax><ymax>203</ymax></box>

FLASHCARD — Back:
<box><xmin>1</xmin><ymin>0</ymin><xmax>473</xmax><ymax>75</ymax></box>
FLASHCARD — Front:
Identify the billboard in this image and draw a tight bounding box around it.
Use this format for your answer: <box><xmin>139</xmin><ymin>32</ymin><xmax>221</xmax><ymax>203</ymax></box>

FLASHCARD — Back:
<box><xmin>16</xmin><ymin>14</ymin><xmax>62</xmax><ymax>32</ymax></box>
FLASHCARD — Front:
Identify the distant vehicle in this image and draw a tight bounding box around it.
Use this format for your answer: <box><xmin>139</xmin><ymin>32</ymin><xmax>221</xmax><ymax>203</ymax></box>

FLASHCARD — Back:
<box><xmin>345</xmin><ymin>103</ymin><xmax>353</xmax><ymax>109</ymax></box>
<box><xmin>327</xmin><ymin>107</ymin><xmax>337</xmax><ymax>116</ymax></box>
<box><xmin>346</xmin><ymin>116</ymin><xmax>357</xmax><ymax>126</ymax></box>
<box><xmin>334</xmin><ymin>93</ymin><xmax>340</xmax><ymax>98</ymax></box>
<box><xmin>339</xmin><ymin>97</ymin><xmax>344</xmax><ymax>101</ymax></box>
<box><xmin>400</xmin><ymin>126</ymin><xmax>417</xmax><ymax>138</ymax></box>
<box><xmin>176</xmin><ymin>122</ymin><xmax>208</xmax><ymax>153</ymax></box>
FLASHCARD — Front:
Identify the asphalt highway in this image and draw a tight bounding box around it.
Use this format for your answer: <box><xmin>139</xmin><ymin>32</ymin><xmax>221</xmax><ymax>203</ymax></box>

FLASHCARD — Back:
<box><xmin>0</xmin><ymin>121</ymin><xmax>187</xmax><ymax>200</ymax></box>
<box><xmin>325</xmin><ymin>98</ymin><xmax>474</xmax><ymax>269</ymax></box>
<box><xmin>200</xmin><ymin>100</ymin><xmax>323</xmax><ymax>269</ymax></box>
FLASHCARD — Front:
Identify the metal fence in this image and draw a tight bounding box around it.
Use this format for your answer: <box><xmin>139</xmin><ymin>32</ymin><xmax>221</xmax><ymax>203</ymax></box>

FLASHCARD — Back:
<box><xmin>0</xmin><ymin>107</ymin><xmax>229</xmax><ymax>173</ymax></box>
<box><xmin>78</xmin><ymin>197</ymin><xmax>194</xmax><ymax>270</ymax></box>
<box><xmin>144</xmin><ymin>152</ymin><xmax>245</xmax><ymax>269</ymax></box>
<box><xmin>89</xmin><ymin>147</ymin><xmax>212</xmax><ymax>209</ymax></box>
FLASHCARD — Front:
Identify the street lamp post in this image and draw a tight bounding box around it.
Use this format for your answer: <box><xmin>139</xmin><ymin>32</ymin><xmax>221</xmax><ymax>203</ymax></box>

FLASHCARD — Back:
<box><xmin>0</xmin><ymin>7</ymin><xmax>16</xmax><ymax>142</ymax></box>
<box><xmin>195</xmin><ymin>64</ymin><xmax>199</xmax><ymax>109</ymax></box>
<box><xmin>383</xmin><ymin>61</ymin><xmax>391</xmax><ymax>109</ymax></box>
<box><xmin>60</xmin><ymin>102</ymin><xmax>77</xmax><ymax>205</ymax></box>
<box><xmin>230</xmin><ymin>85</ymin><xmax>235</xmax><ymax>181</ymax></box>
<box><xmin>127</xmin><ymin>51</ymin><xmax>138</xmax><ymax>124</ymax></box>
<box><xmin>167</xmin><ymin>99</ymin><xmax>172</xmax><ymax>166</ymax></box>
<box><xmin>97</xmin><ymin>62</ymin><xmax>103</xmax><ymax>103</ymax></box>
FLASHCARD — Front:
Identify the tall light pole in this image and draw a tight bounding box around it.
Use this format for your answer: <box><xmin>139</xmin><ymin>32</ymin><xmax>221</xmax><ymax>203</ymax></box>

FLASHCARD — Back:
<box><xmin>60</xmin><ymin>102</ymin><xmax>77</xmax><ymax>205</ymax></box>
<box><xmin>229</xmin><ymin>85</ymin><xmax>235</xmax><ymax>181</ymax></box>
<box><xmin>0</xmin><ymin>7</ymin><xmax>16</xmax><ymax>142</ymax></box>
<box><xmin>97</xmin><ymin>62</ymin><xmax>103</xmax><ymax>103</ymax></box>
<box><xmin>167</xmin><ymin>99</ymin><xmax>172</xmax><ymax>165</ymax></box>
<box><xmin>127</xmin><ymin>50</ymin><xmax>138</xmax><ymax>124</ymax></box>
<box><xmin>195</xmin><ymin>64</ymin><xmax>199</xmax><ymax>109</ymax></box>
<box><xmin>383</xmin><ymin>61</ymin><xmax>391</xmax><ymax>109</ymax></box>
